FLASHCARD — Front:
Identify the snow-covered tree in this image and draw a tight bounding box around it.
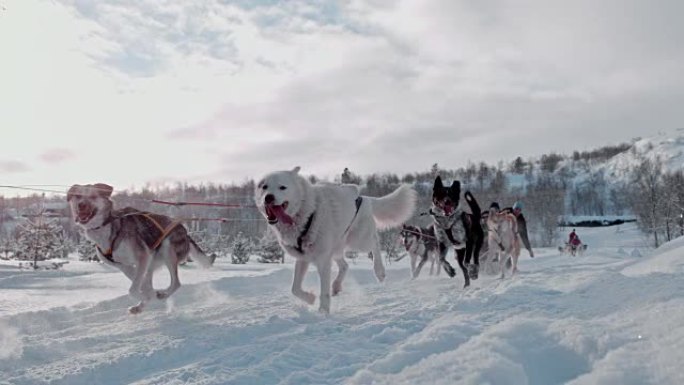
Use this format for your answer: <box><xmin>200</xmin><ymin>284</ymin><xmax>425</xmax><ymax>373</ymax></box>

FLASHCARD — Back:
<box><xmin>231</xmin><ymin>232</ymin><xmax>252</xmax><ymax>264</ymax></box>
<box><xmin>215</xmin><ymin>234</ymin><xmax>233</xmax><ymax>259</ymax></box>
<box><xmin>0</xmin><ymin>237</ymin><xmax>14</xmax><ymax>260</ymax></box>
<box><xmin>629</xmin><ymin>157</ymin><xmax>665</xmax><ymax>247</ymax></box>
<box><xmin>77</xmin><ymin>238</ymin><xmax>98</xmax><ymax>262</ymax></box>
<box><xmin>525</xmin><ymin>174</ymin><xmax>564</xmax><ymax>247</ymax></box>
<box><xmin>256</xmin><ymin>230</ymin><xmax>284</xmax><ymax>263</ymax></box>
<box><xmin>380</xmin><ymin>230</ymin><xmax>404</xmax><ymax>264</ymax></box>
<box><xmin>662</xmin><ymin>170</ymin><xmax>684</xmax><ymax>241</ymax></box>
<box><xmin>188</xmin><ymin>229</ymin><xmax>218</xmax><ymax>257</ymax></box>
<box><xmin>57</xmin><ymin>235</ymin><xmax>75</xmax><ymax>259</ymax></box>
<box><xmin>13</xmin><ymin>216</ymin><xmax>65</xmax><ymax>269</ymax></box>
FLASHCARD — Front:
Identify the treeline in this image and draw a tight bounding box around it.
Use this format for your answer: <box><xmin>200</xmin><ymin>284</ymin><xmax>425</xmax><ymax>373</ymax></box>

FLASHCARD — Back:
<box><xmin>0</xmin><ymin>139</ymin><xmax>679</xmax><ymax>254</ymax></box>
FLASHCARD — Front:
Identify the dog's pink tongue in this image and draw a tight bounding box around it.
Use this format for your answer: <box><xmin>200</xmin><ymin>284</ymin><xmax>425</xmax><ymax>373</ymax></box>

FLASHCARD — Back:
<box><xmin>270</xmin><ymin>205</ymin><xmax>294</xmax><ymax>226</ymax></box>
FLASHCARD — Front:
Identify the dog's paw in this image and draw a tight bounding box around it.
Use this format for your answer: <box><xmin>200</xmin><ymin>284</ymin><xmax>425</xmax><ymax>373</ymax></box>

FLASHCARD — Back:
<box><xmin>332</xmin><ymin>281</ymin><xmax>343</xmax><ymax>296</ymax></box>
<box><xmin>467</xmin><ymin>264</ymin><xmax>479</xmax><ymax>280</ymax></box>
<box><xmin>463</xmin><ymin>280</ymin><xmax>470</xmax><ymax>289</ymax></box>
<box><xmin>318</xmin><ymin>305</ymin><xmax>330</xmax><ymax>315</ymax></box>
<box><xmin>128</xmin><ymin>305</ymin><xmax>144</xmax><ymax>314</ymax></box>
<box><xmin>374</xmin><ymin>267</ymin><xmax>386</xmax><ymax>283</ymax></box>
<box><xmin>303</xmin><ymin>291</ymin><xmax>316</xmax><ymax>305</ymax></box>
<box><xmin>156</xmin><ymin>290</ymin><xmax>170</xmax><ymax>300</ymax></box>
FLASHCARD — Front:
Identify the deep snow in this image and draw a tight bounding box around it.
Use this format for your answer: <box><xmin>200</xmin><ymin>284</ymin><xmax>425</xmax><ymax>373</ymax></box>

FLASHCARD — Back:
<box><xmin>1</xmin><ymin>223</ymin><xmax>682</xmax><ymax>385</ymax></box>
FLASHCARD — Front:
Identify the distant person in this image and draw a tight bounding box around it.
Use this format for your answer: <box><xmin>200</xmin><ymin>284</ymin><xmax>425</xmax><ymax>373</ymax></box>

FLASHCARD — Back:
<box><xmin>500</xmin><ymin>201</ymin><xmax>534</xmax><ymax>258</ymax></box>
<box><xmin>569</xmin><ymin>229</ymin><xmax>581</xmax><ymax>247</ymax></box>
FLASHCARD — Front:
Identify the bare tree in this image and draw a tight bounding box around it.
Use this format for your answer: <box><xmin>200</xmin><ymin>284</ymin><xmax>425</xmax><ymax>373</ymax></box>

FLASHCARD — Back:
<box><xmin>662</xmin><ymin>170</ymin><xmax>684</xmax><ymax>240</ymax></box>
<box><xmin>629</xmin><ymin>157</ymin><xmax>665</xmax><ymax>247</ymax></box>
<box><xmin>525</xmin><ymin>174</ymin><xmax>564</xmax><ymax>247</ymax></box>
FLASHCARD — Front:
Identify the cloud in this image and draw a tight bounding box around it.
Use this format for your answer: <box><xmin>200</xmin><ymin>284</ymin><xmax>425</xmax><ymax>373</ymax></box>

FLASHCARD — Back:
<box><xmin>0</xmin><ymin>160</ymin><xmax>30</xmax><ymax>173</ymax></box>
<box><xmin>39</xmin><ymin>148</ymin><xmax>76</xmax><ymax>164</ymax></box>
<box><xmin>1</xmin><ymin>0</ymin><xmax>682</xmax><ymax>192</ymax></box>
<box><xmin>175</xmin><ymin>0</ymin><xmax>684</xmax><ymax>180</ymax></box>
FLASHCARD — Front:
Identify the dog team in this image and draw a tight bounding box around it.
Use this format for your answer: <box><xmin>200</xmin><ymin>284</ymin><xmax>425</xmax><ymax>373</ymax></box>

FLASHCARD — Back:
<box><xmin>68</xmin><ymin>167</ymin><xmax>533</xmax><ymax>314</ymax></box>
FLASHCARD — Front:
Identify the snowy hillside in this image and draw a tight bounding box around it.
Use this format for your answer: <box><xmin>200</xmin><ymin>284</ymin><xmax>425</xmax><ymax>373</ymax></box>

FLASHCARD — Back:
<box><xmin>599</xmin><ymin>128</ymin><xmax>684</xmax><ymax>183</ymax></box>
<box><xmin>1</xmin><ymin>223</ymin><xmax>682</xmax><ymax>384</ymax></box>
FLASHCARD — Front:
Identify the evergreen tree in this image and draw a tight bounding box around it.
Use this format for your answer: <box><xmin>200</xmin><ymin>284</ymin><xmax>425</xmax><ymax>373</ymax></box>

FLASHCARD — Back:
<box><xmin>231</xmin><ymin>232</ymin><xmax>252</xmax><ymax>264</ymax></box>
<box><xmin>0</xmin><ymin>237</ymin><xmax>14</xmax><ymax>259</ymax></box>
<box><xmin>430</xmin><ymin>163</ymin><xmax>440</xmax><ymax>178</ymax></box>
<box><xmin>510</xmin><ymin>156</ymin><xmax>526</xmax><ymax>174</ymax></box>
<box><xmin>379</xmin><ymin>230</ymin><xmax>403</xmax><ymax>263</ymax></box>
<box><xmin>14</xmin><ymin>215</ymin><xmax>64</xmax><ymax>269</ymax></box>
<box><xmin>77</xmin><ymin>238</ymin><xmax>98</xmax><ymax>262</ymax></box>
<box><xmin>256</xmin><ymin>231</ymin><xmax>284</xmax><ymax>263</ymax></box>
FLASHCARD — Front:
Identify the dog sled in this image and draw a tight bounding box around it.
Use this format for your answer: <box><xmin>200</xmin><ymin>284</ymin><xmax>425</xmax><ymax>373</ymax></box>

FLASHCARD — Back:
<box><xmin>558</xmin><ymin>241</ymin><xmax>588</xmax><ymax>256</ymax></box>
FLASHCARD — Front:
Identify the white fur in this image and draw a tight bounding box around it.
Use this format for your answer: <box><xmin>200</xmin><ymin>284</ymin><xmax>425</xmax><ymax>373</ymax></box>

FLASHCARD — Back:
<box><xmin>255</xmin><ymin>167</ymin><xmax>417</xmax><ymax>313</ymax></box>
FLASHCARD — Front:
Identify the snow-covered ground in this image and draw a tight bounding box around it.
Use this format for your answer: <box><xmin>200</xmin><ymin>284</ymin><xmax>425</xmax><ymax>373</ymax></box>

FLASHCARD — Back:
<box><xmin>1</xmin><ymin>223</ymin><xmax>682</xmax><ymax>385</ymax></box>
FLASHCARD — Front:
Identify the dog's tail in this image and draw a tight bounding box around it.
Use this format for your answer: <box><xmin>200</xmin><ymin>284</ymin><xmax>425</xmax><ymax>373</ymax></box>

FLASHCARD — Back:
<box><xmin>188</xmin><ymin>238</ymin><xmax>216</xmax><ymax>268</ymax></box>
<box><xmin>368</xmin><ymin>184</ymin><xmax>417</xmax><ymax>230</ymax></box>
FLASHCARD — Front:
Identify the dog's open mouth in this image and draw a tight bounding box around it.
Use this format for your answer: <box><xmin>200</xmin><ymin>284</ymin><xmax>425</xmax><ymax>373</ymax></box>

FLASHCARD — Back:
<box><xmin>265</xmin><ymin>201</ymin><xmax>294</xmax><ymax>225</ymax></box>
<box><xmin>76</xmin><ymin>207</ymin><xmax>97</xmax><ymax>224</ymax></box>
<box><xmin>437</xmin><ymin>202</ymin><xmax>454</xmax><ymax>216</ymax></box>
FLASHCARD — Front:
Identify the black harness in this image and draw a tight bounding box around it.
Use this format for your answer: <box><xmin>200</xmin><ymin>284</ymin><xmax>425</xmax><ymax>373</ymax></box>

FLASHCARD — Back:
<box><xmin>292</xmin><ymin>196</ymin><xmax>363</xmax><ymax>255</ymax></box>
<box><xmin>294</xmin><ymin>212</ymin><xmax>315</xmax><ymax>254</ymax></box>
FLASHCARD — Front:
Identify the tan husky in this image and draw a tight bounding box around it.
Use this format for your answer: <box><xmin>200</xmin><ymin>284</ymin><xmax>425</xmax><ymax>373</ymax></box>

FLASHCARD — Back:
<box><xmin>68</xmin><ymin>183</ymin><xmax>215</xmax><ymax>314</ymax></box>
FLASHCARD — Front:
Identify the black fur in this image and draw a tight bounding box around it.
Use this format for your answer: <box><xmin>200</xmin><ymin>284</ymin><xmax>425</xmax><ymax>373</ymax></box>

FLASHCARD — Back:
<box><xmin>431</xmin><ymin>176</ymin><xmax>484</xmax><ymax>287</ymax></box>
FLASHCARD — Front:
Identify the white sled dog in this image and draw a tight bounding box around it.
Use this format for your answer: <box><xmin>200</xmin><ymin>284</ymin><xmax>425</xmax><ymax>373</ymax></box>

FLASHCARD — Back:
<box><xmin>255</xmin><ymin>167</ymin><xmax>417</xmax><ymax>313</ymax></box>
<box><xmin>68</xmin><ymin>183</ymin><xmax>215</xmax><ymax>314</ymax></box>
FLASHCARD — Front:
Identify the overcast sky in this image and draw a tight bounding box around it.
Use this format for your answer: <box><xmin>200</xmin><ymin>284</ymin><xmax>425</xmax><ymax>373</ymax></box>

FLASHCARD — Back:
<box><xmin>1</xmin><ymin>0</ymin><xmax>682</xmax><ymax>196</ymax></box>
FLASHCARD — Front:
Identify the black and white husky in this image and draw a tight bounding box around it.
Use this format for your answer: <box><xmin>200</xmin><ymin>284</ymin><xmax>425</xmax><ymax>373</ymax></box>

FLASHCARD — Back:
<box><xmin>429</xmin><ymin>176</ymin><xmax>484</xmax><ymax>288</ymax></box>
<box><xmin>400</xmin><ymin>224</ymin><xmax>440</xmax><ymax>278</ymax></box>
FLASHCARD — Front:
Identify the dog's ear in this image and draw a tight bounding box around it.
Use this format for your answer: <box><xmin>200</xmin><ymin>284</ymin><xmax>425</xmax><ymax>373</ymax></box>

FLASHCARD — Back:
<box><xmin>67</xmin><ymin>185</ymin><xmax>81</xmax><ymax>202</ymax></box>
<box><xmin>93</xmin><ymin>183</ymin><xmax>114</xmax><ymax>198</ymax></box>
<box><xmin>433</xmin><ymin>175</ymin><xmax>443</xmax><ymax>190</ymax></box>
<box><xmin>450</xmin><ymin>180</ymin><xmax>461</xmax><ymax>198</ymax></box>
<box><xmin>291</xmin><ymin>166</ymin><xmax>301</xmax><ymax>174</ymax></box>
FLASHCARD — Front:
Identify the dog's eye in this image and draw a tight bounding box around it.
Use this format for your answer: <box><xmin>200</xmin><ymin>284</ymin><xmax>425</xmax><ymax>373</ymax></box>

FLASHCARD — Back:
<box><xmin>262</xmin><ymin>185</ymin><xmax>268</xmax><ymax>190</ymax></box>
<box><xmin>279</xmin><ymin>186</ymin><xmax>287</xmax><ymax>191</ymax></box>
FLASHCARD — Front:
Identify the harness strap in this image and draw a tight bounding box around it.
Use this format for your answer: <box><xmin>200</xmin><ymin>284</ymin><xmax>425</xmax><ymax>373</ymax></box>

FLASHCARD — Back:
<box><xmin>293</xmin><ymin>196</ymin><xmax>363</xmax><ymax>255</ymax></box>
<box><xmin>96</xmin><ymin>245</ymin><xmax>117</xmax><ymax>264</ymax></box>
<box><xmin>343</xmin><ymin>196</ymin><xmax>363</xmax><ymax>235</ymax></box>
<box><xmin>488</xmin><ymin>225</ymin><xmax>507</xmax><ymax>252</ymax></box>
<box><xmin>93</xmin><ymin>212</ymin><xmax>182</xmax><ymax>263</ymax></box>
<box><xmin>294</xmin><ymin>212</ymin><xmax>315</xmax><ymax>254</ymax></box>
<box><xmin>150</xmin><ymin>220</ymin><xmax>182</xmax><ymax>249</ymax></box>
